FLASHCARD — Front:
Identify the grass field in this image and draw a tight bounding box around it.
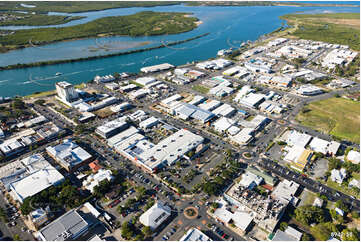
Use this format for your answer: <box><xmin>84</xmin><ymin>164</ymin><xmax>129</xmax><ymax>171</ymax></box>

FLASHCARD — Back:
<box><xmin>0</xmin><ymin>13</ymin><xmax>84</xmax><ymax>26</ymax></box>
<box><xmin>326</xmin><ymin>178</ymin><xmax>360</xmax><ymax>199</ymax></box>
<box><xmin>280</xmin><ymin>13</ymin><xmax>360</xmax><ymax>50</ymax></box>
<box><xmin>0</xmin><ymin>11</ymin><xmax>198</xmax><ymax>52</ymax></box>
<box><xmin>296</xmin><ymin>97</ymin><xmax>360</xmax><ymax>144</ymax></box>
<box><xmin>192</xmin><ymin>84</ymin><xmax>209</xmax><ymax>94</ymax></box>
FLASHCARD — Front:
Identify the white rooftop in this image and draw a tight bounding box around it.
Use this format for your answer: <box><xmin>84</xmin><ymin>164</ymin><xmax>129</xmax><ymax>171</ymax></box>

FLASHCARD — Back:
<box><xmin>139</xmin><ymin>201</ymin><xmax>171</xmax><ymax>230</ymax></box>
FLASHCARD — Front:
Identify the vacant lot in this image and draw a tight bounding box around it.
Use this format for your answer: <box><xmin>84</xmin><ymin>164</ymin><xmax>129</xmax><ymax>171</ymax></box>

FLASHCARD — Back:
<box><xmin>296</xmin><ymin>97</ymin><xmax>360</xmax><ymax>143</ymax></box>
<box><xmin>280</xmin><ymin>13</ymin><xmax>360</xmax><ymax>50</ymax></box>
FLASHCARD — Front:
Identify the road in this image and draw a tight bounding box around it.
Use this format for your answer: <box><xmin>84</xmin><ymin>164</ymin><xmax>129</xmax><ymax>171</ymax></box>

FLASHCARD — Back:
<box><xmin>257</xmin><ymin>158</ymin><xmax>360</xmax><ymax>211</ymax></box>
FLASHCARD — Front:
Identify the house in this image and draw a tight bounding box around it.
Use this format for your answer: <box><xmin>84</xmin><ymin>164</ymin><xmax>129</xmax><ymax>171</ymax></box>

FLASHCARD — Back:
<box><xmin>347</xmin><ymin>150</ymin><xmax>360</xmax><ymax>164</ymax></box>
<box><xmin>313</xmin><ymin>197</ymin><xmax>324</xmax><ymax>208</ymax></box>
<box><xmin>89</xmin><ymin>160</ymin><xmax>102</xmax><ymax>173</ymax></box>
<box><xmin>330</xmin><ymin>168</ymin><xmax>347</xmax><ymax>184</ymax></box>
<box><xmin>139</xmin><ymin>201</ymin><xmax>171</xmax><ymax>230</ymax></box>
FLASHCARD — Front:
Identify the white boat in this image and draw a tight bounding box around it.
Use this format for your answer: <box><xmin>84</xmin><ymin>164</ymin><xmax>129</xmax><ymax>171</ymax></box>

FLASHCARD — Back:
<box><xmin>55</xmin><ymin>72</ymin><xmax>62</xmax><ymax>76</ymax></box>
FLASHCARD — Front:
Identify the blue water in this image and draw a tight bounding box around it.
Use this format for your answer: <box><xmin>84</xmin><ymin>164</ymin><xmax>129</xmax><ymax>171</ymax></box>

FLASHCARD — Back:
<box><xmin>0</xmin><ymin>4</ymin><xmax>359</xmax><ymax>97</ymax></box>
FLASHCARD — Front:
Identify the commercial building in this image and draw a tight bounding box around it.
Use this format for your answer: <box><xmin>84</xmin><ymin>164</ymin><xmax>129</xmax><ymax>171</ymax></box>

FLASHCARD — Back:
<box><xmin>115</xmin><ymin>129</ymin><xmax>204</xmax><ymax>172</ymax></box>
<box><xmin>309</xmin><ymin>137</ymin><xmax>340</xmax><ymax>156</ymax></box>
<box><xmin>169</xmin><ymin>102</ymin><xmax>215</xmax><ymax>123</ymax></box>
<box><xmin>5</xmin><ymin>154</ymin><xmax>64</xmax><ymax>203</ymax></box>
<box><xmin>272</xmin><ymin>226</ymin><xmax>302</xmax><ymax>241</ymax></box>
<box><xmin>23</xmin><ymin>115</ymin><xmax>48</xmax><ymax>128</ymax></box>
<box><xmin>230</xmin><ymin>128</ymin><xmax>254</xmax><ymax>145</ymax></box>
<box><xmin>29</xmin><ymin>208</ymin><xmax>49</xmax><ymax>229</ymax></box>
<box><xmin>189</xmin><ymin>95</ymin><xmax>206</xmax><ymax>106</ymax></box>
<box><xmin>46</xmin><ymin>139</ymin><xmax>93</xmax><ymax>171</ymax></box>
<box><xmin>119</xmin><ymin>84</ymin><xmax>138</xmax><ymax>93</ymax></box>
<box><xmin>104</xmin><ymin>82</ymin><xmax>119</xmax><ymax>90</ymax></box>
<box><xmin>269</xmin><ymin>76</ymin><xmax>292</xmax><ymax>88</ymax></box>
<box><xmin>95</xmin><ymin>118</ymin><xmax>128</xmax><ymax>139</ymax></box>
<box><xmin>129</xmin><ymin>89</ymin><xmax>149</xmax><ymax>100</ymax></box>
<box><xmin>271</xmin><ymin>179</ymin><xmax>299</xmax><ymax>206</ymax></box>
<box><xmin>296</xmin><ymin>84</ymin><xmax>323</xmax><ymax>96</ymax></box>
<box><xmin>180</xmin><ymin>228</ymin><xmax>212</xmax><ymax>241</ymax></box>
<box><xmin>212</xmin><ymin>117</ymin><xmax>235</xmax><ymax>133</ymax></box>
<box><xmin>284</xmin><ymin>146</ymin><xmax>313</xmax><ymax>171</ymax></box>
<box><xmin>267</xmin><ymin>38</ymin><xmax>288</xmax><ymax>47</ymax></box>
<box><xmin>238</xmin><ymin>171</ymin><xmax>264</xmax><ymax>190</ymax></box>
<box><xmin>36</xmin><ymin>203</ymin><xmax>101</xmax><ymax>241</ymax></box>
<box><xmin>321</xmin><ymin>49</ymin><xmax>358</xmax><ymax>69</ymax></box>
<box><xmin>196</xmin><ymin>58</ymin><xmax>233</xmax><ymax>70</ymax></box>
<box><xmin>107</xmin><ymin>126</ymin><xmax>139</xmax><ymax>147</ymax></box>
<box><xmin>237</xmin><ymin>93</ymin><xmax>265</xmax><ymax>109</ymax></box>
<box><xmin>212</xmin><ymin>199</ymin><xmax>253</xmax><ymax>235</ymax></box>
<box><xmin>244</xmin><ymin>60</ymin><xmax>272</xmax><ymax>73</ymax></box>
<box><xmin>282</xmin><ymin>130</ymin><xmax>312</xmax><ymax>148</ymax></box>
<box><xmin>139</xmin><ymin>201</ymin><xmax>171</xmax><ymax>230</ymax></box>
<box><xmin>139</xmin><ymin>116</ymin><xmax>159</xmax><ymax>130</ymax></box>
<box><xmin>110</xmin><ymin>102</ymin><xmax>132</xmax><ymax>113</ymax></box>
<box><xmin>224</xmin><ymin>182</ymin><xmax>287</xmax><ymax>232</ymax></box>
<box><xmin>56</xmin><ymin>81</ymin><xmax>79</xmax><ymax>102</ymax></box>
<box><xmin>83</xmin><ymin>169</ymin><xmax>113</xmax><ymax>193</ymax></box>
<box><xmin>212</xmin><ymin>103</ymin><xmax>236</xmax><ymax>117</ymax></box>
<box><xmin>140</xmin><ymin>63</ymin><xmax>174</xmax><ymax>73</ymax></box>
<box><xmin>198</xmin><ymin>99</ymin><xmax>222</xmax><ymax>111</ymax></box>
<box><xmin>275</xmin><ymin>45</ymin><xmax>312</xmax><ymax>59</ymax></box>
<box><xmin>94</xmin><ymin>74</ymin><xmax>115</xmax><ymax>83</ymax></box>
<box><xmin>35</xmin><ymin>123</ymin><xmax>63</xmax><ymax>140</ymax></box>
<box><xmin>246</xmin><ymin>166</ymin><xmax>277</xmax><ymax>186</ymax></box>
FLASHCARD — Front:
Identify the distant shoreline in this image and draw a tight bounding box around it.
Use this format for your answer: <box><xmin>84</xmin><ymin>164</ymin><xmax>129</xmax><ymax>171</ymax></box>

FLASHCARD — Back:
<box><xmin>0</xmin><ymin>32</ymin><xmax>210</xmax><ymax>71</ymax></box>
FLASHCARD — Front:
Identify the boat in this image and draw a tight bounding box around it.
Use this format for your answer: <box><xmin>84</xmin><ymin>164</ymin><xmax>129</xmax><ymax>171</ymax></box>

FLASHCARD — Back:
<box><xmin>55</xmin><ymin>72</ymin><xmax>62</xmax><ymax>76</ymax></box>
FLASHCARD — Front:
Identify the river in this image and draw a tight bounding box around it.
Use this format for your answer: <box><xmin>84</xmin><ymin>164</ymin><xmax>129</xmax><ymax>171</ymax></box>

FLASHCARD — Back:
<box><xmin>0</xmin><ymin>4</ymin><xmax>359</xmax><ymax>97</ymax></box>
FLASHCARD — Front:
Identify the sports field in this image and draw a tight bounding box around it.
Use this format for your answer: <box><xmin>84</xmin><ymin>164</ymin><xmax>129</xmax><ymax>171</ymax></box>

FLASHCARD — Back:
<box><xmin>296</xmin><ymin>97</ymin><xmax>360</xmax><ymax>143</ymax></box>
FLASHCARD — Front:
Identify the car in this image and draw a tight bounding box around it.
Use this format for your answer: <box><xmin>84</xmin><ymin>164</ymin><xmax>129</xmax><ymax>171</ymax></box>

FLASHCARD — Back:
<box><xmin>171</xmin><ymin>228</ymin><xmax>176</xmax><ymax>233</ymax></box>
<box><xmin>21</xmin><ymin>227</ymin><xmax>26</xmax><ymax>232</ymax></box>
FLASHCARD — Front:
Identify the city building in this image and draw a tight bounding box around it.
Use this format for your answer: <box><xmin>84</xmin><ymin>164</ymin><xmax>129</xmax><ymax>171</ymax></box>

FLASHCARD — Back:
<box><xmin>271</xmin><ymin>179</ymin><xmax>300</xmax><ymax>206</ymax></box>
<box><xmin>139</xmin><ymin>116</ymin><xmax>159</xmax><ymax>130</ymax></box>
<box><xmin>46</xmin><ymin>139</ymin><xmax>93</xmax><ymax>171</ymax></box>
<box><xmin>139</xmin><ymin>201</ymin><xmax>171</xmax><ymax>230</ymax></box>
<box><xmin>140</xmin><ymin>63</ymin><xmax>174</xmax><ymax>73</ymax></box>
<box><xmin>95</xmin><ymin>118</ymin><xmax>128</xmax><ymax>139</ymax></box>
<box><xmin>238</xmin><ymin>171</ymin><xmax>264</xmax><ymax>190</ymax></box>
<box><xmin>212</xmin><ymin>103</ymin><xmax>236</xmax><ymax>117</ymax></box>
<box><xmin>23</xmin><ymin>115</ymin><xmax>48</xmax><ymax>128</ymax></box>
<box><xmin>29</xmin><ymin>208</ymin><xmax>49</xmax><ymax>229</ymax></box>
<box><xmin>272</xmin><ymin>226</ymin><xmax>302</xmax><ymax>241</ymax></box>
<box><xmin>212</xmin><ymin>199</ymin><xmax>253</xmax><ymax>235</ymax></box>
<box><xmin>107</xmin><ymin>126</ymin><xmax>139</xmax><ymax>148</ymax></box>
<box><xmin>7</xmin><ymin>154</ymin><xmax>64</xmax><ymax>203</ymax></box>
<box><xmin>35</xmin><ymin>123</ymin><xmax>63</xmax><ymax>140</ymax></box>
<box><xmin>36</xmin><ymin>203</ymin><xmax>101</xmax><ymax>241</ymax></box>
<box><xmin>309</xmin><ymin>137</ymin><xmax>340</xmax><ymax>156</ymax></box>
<box><xmin>180</xmin><ymin>228</ymin><xmax>212</xmax><ymax>241</ymax></box>
<box><xmin>284</xmin><ymin>146</ymin><xmax>313</xmax><ymax>171</ymax></box>
<box><xmin>56</xmin><ymin>81</ymin><xmax>79</xmax><ymax>103</ymax></box>
<box><xmin>212</xmin><ymin>117</ymin><xmax>235</xmax><ymax>133</ymax></box>
<box><xmin>246</xmin><ymin>166</ymin><xmax>277</xmax><ymax>186</ymax></box>
<box><xmin>296</xmin><ymin>84</ymin><xmax>323</xmax><ymax>96</ymax></box>
<box><xmin>94</xmin><ymin>74</ymin><xmax>115</xmax><ymax>83</ymax></box>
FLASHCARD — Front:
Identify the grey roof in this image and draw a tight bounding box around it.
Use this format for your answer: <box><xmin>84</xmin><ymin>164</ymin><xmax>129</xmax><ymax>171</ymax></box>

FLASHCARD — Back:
<box><xmin>38</xmin><ymin>209</ymin><xmax>89</xmax><ymax>241</ymax></box>
<box><xmin>191</xmin><ymin>109</ymin><xmax>215</xmax><ymax>122</ymax></box>
<box><xmin>272</xmin><ymin>230</ymin><xmax>299</xmax><ymax>241</ymax></box>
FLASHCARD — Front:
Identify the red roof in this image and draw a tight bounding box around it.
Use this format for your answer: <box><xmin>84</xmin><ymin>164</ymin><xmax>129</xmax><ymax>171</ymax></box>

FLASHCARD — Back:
<box><xmin>89</xmin><ymin>160</ymin><xmax>102</xmax><ymax>172</ymax></box>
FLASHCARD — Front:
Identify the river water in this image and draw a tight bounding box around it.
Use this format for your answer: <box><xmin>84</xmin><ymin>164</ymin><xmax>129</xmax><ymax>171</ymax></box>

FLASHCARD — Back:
<box><xmin>0</xmin><ymin>4</ymin><xmax>359</xmax><ymax>97</ymax></box>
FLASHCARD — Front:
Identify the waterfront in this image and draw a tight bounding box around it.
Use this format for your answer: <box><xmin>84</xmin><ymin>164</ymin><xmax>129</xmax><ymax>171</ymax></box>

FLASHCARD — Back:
<box><xmin>0</xmin><ymin>4</ymin><xmax>359</xmax><ymax>97</ymax></box>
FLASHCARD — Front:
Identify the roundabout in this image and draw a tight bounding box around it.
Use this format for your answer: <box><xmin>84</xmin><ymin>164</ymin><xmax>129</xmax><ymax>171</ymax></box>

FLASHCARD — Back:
<box><xmin>184</xmin><ymin>207</ymin><xmax>198</xmax><ymax>219</ymax></box>
<box><xmin>242</xmin><ymin>152</ymin><xmax>252</xmax><ymax>159</ymax></box>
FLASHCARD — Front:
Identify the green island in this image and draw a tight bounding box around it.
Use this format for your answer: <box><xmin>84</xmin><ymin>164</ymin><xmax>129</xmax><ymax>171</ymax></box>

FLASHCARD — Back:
<box><xmin>0</xmin><ymin>11</ymin><xmax>199</xmax><ymax>53</ymax></box>
<box><xmin>0</xmin><ymin>12</ymin><xmax>85</xmax><ymax>26</ymax></box>
<box><xmin>0</xmin><ymin>32</ymin><xmax>209</xmax><ymax>71</ymax></box>
<box><xmin>296</xmin><ymin>97</ymin><xmax>360</xmax><ymax>144</ymax></box>
<box><xmin>0</xmin><ymin>1</ymin><xmax>181</xmax><ymax>13</ymax></box>
<box><xmin>280</xmin><ymin>13</ymin><xmax>360</xmax><ymax>50</ymax></box>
